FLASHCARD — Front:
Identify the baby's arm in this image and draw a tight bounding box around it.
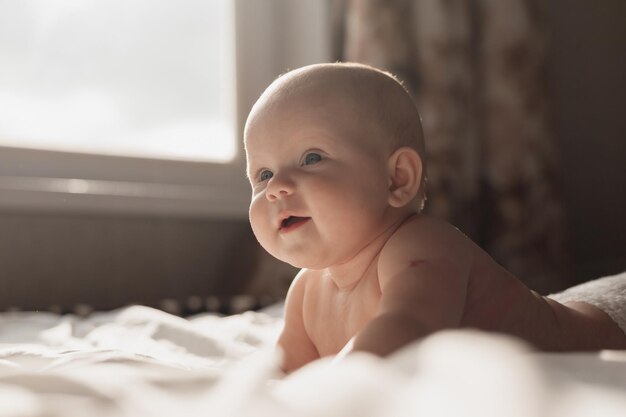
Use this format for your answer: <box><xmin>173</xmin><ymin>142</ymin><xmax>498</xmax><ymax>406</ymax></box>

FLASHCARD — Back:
<box><xmin>276</xmin><ymin>270</ymin><xmax>320</xmax><ymax>373</ymax></box>
<box><xmin>351</xmin><ymin>218</ymin><xmax>471</xmax><ymax>356</ymax></box>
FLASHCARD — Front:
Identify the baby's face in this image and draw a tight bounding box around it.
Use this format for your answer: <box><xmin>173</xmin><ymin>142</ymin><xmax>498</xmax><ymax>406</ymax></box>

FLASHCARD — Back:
<box><xmin>245</xmin><ymin>90</ymin><xmax>394</xmax><ymax>269</ymax></box>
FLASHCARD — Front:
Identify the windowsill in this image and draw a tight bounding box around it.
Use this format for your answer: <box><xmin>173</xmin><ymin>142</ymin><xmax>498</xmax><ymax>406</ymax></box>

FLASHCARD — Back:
<box><xmin>0</xmin><ymin>146</ymin><xmax>251</xmax><ymax>218</ymax></box>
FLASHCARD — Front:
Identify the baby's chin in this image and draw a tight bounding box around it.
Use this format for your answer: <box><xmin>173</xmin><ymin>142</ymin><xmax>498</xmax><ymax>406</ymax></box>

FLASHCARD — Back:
<box><xmin>272</xmin><ymin>251</ymin><xmax>330</xmax><ymax>270</ymax></box>
<box><xmin>263</xmin><ymin>238</ymin><xmax>349</xmax><ymax>270</ymax></box>
<box><xmin>278</xmin><ymin>256</ymin><xmax>317</xmax><ymax>270</ymax></box>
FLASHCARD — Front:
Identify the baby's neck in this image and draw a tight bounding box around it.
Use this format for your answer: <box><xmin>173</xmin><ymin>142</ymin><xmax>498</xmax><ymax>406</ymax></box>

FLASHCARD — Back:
<box><xmin>323</xmin><ymin>213</ymin><xmax>416</xmax><ymax>291</ymax></box>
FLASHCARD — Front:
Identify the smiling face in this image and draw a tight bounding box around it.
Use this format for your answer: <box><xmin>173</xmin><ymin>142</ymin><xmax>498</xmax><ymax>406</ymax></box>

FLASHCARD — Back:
<box><xmin>244</xmin><ymin>63</ymin><xmax>427</xmax><ymax>269</ymax></box>
<box><xmin>244</xmin><ymin>68</ymin><xmax>401</xmax><ymax>269</ymax></box>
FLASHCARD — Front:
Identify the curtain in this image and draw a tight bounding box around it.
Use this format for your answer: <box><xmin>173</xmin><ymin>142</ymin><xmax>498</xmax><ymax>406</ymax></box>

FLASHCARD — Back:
<box><xmin>331</xmin><ymin>0</ymin><xmax>569</xmax><ymax>293</ymax></box>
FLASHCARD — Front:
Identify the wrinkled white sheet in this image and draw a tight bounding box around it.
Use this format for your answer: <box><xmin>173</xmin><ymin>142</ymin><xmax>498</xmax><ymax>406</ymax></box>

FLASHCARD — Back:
<box><xmin>1</xmin><ymin>305</ymin><xmax>625</xmax><ymax>417</ymax></box>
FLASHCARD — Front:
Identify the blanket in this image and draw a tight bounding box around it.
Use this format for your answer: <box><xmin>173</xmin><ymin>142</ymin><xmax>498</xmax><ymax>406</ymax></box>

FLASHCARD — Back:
<box><xmin>549</xmin><ymin>271</ymin><xmax>626</xmax><ymax>335</ymax></box>
<box><xmin>1</xmin><ymin>305</ymin><xmax>625</xmax><ymax>417</ymax></box>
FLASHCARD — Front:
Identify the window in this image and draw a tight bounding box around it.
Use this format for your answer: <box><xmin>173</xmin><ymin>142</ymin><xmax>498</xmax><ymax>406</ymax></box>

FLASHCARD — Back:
<box><xmin>0</xmin><ymin>0</ymin><xmax>330</xmax><ymax>218</ymax></box>
<box><xmin>0</xmin><ymin>0</ymin><xmax>235</xmax><ymax>162</ymax></box>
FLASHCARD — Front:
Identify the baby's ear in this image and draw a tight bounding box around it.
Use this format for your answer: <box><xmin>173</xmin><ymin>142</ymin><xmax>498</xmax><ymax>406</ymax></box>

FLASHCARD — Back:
<box><xmin>386</xmin><ymin>147</ymin><xmax>423</xmax><ymax>208</ymax></box>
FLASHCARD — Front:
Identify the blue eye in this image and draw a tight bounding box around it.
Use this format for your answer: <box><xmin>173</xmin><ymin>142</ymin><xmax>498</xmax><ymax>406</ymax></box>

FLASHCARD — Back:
<box><xmin>303</xmin><ymin>152</ymin><xmax>322</xmax><ymax>165</ymax></box>
<box><xmin>259</xmin><ymin>170</ymin><xmax>273</xmax><ymax>182</ymax></box>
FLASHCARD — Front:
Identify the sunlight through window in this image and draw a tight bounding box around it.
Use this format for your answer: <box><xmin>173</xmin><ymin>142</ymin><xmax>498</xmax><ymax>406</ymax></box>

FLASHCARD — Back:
<box><xmin>0</xmin><ymin>0</ymin><xmax>236</xmax><ymax>162</ymax></box>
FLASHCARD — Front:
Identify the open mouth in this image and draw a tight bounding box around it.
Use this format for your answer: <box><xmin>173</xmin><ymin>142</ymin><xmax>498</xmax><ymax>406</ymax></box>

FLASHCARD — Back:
<box><xmin>280</xmin><ymin>216</ymin><xmax>311</xmax><ymax>231</ymax></box>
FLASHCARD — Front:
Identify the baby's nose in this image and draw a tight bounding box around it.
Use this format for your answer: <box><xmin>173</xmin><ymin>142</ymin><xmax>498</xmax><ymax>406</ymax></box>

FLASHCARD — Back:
<box><xmin>266</xmin><ymin>174</ymin><xmax>295</xmax><ymax>201</ymax></box>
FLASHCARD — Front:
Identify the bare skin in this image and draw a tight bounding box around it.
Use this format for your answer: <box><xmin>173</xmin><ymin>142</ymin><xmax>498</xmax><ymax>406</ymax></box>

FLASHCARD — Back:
<box><xmin>279</xmin><ymin>214</ymin><xmax>626</xmax><ymax>372</ymax></box>
<box><xmin>244</xmin><ymin>63</ymin><xmax>626</xmax><ymax>374</ymax></box>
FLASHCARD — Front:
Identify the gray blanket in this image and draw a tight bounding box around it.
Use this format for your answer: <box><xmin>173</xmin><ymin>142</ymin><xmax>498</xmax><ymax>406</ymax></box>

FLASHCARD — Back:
<box><xmin>549</xmin><ymin>271</ymin><xmax>626</xmax><ymax>335</ymax></box>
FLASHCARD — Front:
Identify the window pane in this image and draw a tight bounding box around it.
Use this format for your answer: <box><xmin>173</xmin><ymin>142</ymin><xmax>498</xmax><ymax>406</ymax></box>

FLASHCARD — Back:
<box><xmin>0</xmin><ymin>0</ymin><xmax>236</xmax><ymax>162</ymax></box>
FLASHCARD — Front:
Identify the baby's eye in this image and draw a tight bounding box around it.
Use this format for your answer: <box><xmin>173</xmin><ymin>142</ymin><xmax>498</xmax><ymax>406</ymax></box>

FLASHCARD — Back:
<box><xmin>303</xmin><ymin>152</ymin><xmax>323</xmax><ymax>165</ymax></box>
<box><xmin>259</xmin><ymin>170</ymin><xmax>273</xmax><ymax>182</ymax></box>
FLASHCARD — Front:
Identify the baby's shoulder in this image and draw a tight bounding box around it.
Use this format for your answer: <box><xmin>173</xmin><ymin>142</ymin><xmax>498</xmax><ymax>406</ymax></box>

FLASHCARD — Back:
<box><xmin>289</xmin><ymin>268</ymin><xmax>315</xmax><ymax>290</ymax></box>
<box><xmin>285</xmin><ymin>269</ymin><xmax>310</xmax><ymax>301</ymax></box>
<box><xmin>383</xmin><ymin>214</ymin><xmax>469</xmax><ymax>256</ymax></box>
<box><xmin>286</xmin><ymin>268</ymin><xmax>325</xmax><ymax>298</ymax></box>
<box><xmin>377</xmin><ymin>215</ymin><xmax>475</xmax><ymax>280</ymax></box>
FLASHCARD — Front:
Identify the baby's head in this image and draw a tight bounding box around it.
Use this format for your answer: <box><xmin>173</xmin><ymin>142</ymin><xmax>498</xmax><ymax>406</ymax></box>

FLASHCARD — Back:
<box><xmin>244</xmin><ymin>62</ymin><xmax>427</xmax><ymax>268</ymax></box>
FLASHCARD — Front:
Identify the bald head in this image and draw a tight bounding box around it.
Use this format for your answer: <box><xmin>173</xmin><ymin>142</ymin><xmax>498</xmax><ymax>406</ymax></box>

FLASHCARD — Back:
<box><xmin>246</xmin><ymin>63</ymin><xmax>425</xmax><ymax>158</ymax></box>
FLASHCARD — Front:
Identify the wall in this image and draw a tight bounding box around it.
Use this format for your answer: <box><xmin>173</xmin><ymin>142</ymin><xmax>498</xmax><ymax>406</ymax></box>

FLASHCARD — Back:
<box><xmin>0</xmin><ymin>211</ymin><xmax>254</xmax><ymax>312</ymax></box>
<box><xmin>547</xmin><ymin>0</ymin><xmax>626</xmax><ymax>282</ymax></box>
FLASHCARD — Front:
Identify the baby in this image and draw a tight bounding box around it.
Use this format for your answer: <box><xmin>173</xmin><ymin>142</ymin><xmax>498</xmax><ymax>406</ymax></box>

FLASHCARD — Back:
<box><xmin>243</xmin><ymin>62</ymin><xmax>626</xmax><ymax>373</ymax></box>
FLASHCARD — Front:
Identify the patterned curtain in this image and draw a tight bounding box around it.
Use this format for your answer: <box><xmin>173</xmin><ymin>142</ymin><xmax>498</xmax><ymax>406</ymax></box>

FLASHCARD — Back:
<box><xmin>331</xmin><ymin>0</ymin><xmax>569</xmax><ymax>293</ymax></box>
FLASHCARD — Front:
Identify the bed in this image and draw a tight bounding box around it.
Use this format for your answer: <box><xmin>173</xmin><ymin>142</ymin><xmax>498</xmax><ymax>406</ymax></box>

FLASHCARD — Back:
<box><xmin>1</xmin><ymin>302</ymin><xmax>625</xmax><ymax>417</ymax></box>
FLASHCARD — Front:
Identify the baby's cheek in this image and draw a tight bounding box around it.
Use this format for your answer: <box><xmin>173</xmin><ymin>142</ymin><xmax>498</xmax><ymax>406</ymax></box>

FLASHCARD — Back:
<box><xmin>249</xmin><ymin>204</ymin><xmax>270</xmax><ymax>242</ymax></box>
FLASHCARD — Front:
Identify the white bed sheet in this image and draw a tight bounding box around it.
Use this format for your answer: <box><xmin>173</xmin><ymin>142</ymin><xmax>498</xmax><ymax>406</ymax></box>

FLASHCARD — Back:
<box><xmin>1</xmin><ymin>305</ymin><xmax>625</xmax><ymax>417</ymax></box>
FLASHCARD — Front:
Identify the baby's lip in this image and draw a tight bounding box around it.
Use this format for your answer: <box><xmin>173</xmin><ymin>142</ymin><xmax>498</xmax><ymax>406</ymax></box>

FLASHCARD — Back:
<box><xmin>279</xmin><ymin>216</ymin><xmax>311</xmax><ymax>231</ymax></box>
<box><xmin>277</xmin><ymin>212</ymin><xmax>310</xmax><ymax>230</ymax></box>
